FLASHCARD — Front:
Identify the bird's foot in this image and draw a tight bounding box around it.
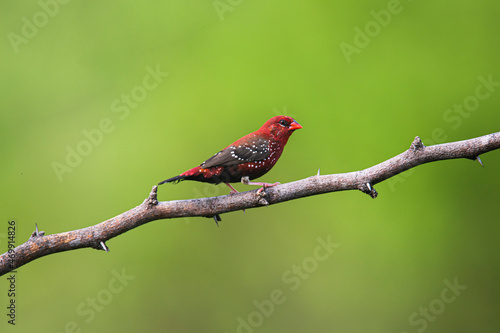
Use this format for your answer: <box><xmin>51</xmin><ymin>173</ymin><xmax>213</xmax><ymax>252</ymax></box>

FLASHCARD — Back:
<box><xmin>240</xmin><ymin>176</ymin><xmax>280</xmax><ymax>193</ymax></box>
<box><xmin>256</xmin><ymin>182</ymin><xmax>280</xmax><ymax>194</ymax></box>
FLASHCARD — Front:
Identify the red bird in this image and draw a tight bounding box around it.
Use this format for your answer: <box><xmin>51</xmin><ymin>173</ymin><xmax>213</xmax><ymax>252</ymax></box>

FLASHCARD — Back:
<box><xmin>159</xmin><ymin>116</ymin><xmax>302</xmax><ymax>193</ymax></box>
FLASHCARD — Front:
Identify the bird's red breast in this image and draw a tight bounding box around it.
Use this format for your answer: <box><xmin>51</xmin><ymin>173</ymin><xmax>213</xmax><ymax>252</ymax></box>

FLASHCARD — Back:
<box><xmin>159</xmin><ymin>116</ymin><xmax>302</xmax><ymax>185</ymax></box>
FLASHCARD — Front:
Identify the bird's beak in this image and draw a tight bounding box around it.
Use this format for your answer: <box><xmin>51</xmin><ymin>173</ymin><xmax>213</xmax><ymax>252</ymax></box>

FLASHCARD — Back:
<box><xmin>289</xmin><ymin>121</ymin><xmax>302</xmax><ymax>131</ymax></box>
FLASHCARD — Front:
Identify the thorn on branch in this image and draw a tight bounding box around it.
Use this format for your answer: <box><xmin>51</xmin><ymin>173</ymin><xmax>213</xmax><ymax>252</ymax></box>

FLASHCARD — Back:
<box><xmin>29</xmin><ymin>223</ymin><xmax>45</xmax><ymax>240</ymax></box>
<box><xmin>144</xmin><ymin>185</ymin><xmax>159</xmax><ymax>208</ymax></box>
<box><xmin>359</xmin><ymin>182</ymin><xmax>378</xmax><ymax>199</ymax></box>
<box><xmin>205</xmin><ymin>214</ymin><xmax>222</xmax><ymax>226</ymax></box>
<box><xmin>410</xmin><ymin>136</ymin><xmax>425</xmax><ymax>151</ymax></box>
<box><xmin>100</xmin><ymin>241</ymin><xmax>110</xmax><ymax>252</ymax></box>
<box><xmin>476</xmin><ymin>156</ymin><xmax>484</xmax><ymax>167</ymax></box>
<box><xmin>213</xmin><ymin>214</ymin><xmax>222</xmax><ymax>227</ymax></box>
<box><xmin>317</xmin><ymin>168</ymin><xmax>321</xmax><ymax>176</ymax></box>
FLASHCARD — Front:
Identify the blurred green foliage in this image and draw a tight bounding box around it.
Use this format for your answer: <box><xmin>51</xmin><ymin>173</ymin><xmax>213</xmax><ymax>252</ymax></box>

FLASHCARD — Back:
<box><xmin>1</xmin><ymin>1</ymin><xmax>500</xmax><ymax>332</ymax></box>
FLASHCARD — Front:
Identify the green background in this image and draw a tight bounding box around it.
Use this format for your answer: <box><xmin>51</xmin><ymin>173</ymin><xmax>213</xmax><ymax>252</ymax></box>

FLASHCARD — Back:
<box><xmin>1</xmin><ymin>1</ymin><xmax>500</xmax><ymax>332</ymax></box>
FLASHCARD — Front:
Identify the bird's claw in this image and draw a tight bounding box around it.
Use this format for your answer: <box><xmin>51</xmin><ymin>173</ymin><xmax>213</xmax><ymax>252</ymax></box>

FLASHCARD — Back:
<box><xmin>256</xmin><ymin>182</ymin><xmax>280</xmax><ymax>194</ymax></box>
<box><xmin>256</xmin><ymin>183</ymin><xmax>279</xmax><ymax>206</ymax></box>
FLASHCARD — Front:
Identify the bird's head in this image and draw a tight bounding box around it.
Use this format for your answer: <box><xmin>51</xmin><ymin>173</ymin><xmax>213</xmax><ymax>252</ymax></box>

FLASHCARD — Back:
<box><xmin>259</xmin><ymin>116</ymin><xmax>302</xmax><ymax>142</ymax></box>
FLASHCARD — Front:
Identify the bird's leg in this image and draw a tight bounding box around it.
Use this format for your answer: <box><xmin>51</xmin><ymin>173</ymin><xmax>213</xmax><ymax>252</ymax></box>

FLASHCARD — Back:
<box><xmin>241</xmin><ymin>176</ymin><xmax>280</xmax><ymax>194</ymax></box>
<box><xmin>225</xmin><ymin>183</ymin><xmax>239</xmax><ymax>194</ymax></box>
<box><xmin>225</xmin><ymin>183</ymin><xmax>245</xmax><ymax>214</ymax></box>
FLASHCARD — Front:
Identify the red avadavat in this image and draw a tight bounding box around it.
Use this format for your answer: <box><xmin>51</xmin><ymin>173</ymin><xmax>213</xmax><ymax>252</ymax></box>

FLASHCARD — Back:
<box><xmin>159</xmin><ymin>116</ymin><xmax>302</xmax><ymax>193</ymax></box>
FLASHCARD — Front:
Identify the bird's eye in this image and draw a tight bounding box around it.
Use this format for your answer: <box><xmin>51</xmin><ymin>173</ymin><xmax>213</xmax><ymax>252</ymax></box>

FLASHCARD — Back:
<box><xmin>279</xmin><ymin>119</ymin><xmax>289</xmax><ymax>127</ymax></box>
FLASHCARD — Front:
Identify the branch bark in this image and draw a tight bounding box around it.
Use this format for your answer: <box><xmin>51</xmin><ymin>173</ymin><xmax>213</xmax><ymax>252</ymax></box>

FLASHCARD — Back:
<box><xmin>1</xmin><ymin>132</ymin><xmax>499</xmax><ymax>276</ymax></box>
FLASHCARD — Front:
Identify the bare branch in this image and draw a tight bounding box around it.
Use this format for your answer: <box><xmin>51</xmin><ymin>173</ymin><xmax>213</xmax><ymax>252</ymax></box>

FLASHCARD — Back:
<box><xmin>1</xmin><ymin>131</ymin><xmax>499</xmax><ymax>276</ymax></box>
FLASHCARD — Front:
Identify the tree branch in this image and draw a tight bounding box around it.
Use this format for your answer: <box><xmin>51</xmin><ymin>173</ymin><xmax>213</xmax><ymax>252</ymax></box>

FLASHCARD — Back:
<box><xmin>1</xmin><ymin>132</ymin><xmax>499</xmax><ymax>276</ymax></box>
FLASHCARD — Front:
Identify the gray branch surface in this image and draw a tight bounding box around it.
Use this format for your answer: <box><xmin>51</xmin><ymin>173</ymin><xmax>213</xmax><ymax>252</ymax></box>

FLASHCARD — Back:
<box><xmin>1</xmin><ymin>132</ymin><xmax>499</xmax><ymax>276</ymax></box>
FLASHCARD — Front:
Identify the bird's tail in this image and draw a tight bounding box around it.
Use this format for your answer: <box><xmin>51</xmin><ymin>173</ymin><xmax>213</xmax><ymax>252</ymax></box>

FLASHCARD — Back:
<box><xmin>158</xmin><ymin>175</ymin><xmax>188</xmax><ymax>185</ymax></box>
<box><xmin>158</xmin><ymin>166</ymin><xmax>203</xmax><ymax>185</ymax></box>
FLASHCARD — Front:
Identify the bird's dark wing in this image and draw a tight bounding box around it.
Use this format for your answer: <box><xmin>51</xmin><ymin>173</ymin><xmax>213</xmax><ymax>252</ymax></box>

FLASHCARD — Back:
<box><xmin>201</xmin><ymin>137</ymin><xmax>270</xmax><ymax>168</ymax></box>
